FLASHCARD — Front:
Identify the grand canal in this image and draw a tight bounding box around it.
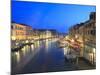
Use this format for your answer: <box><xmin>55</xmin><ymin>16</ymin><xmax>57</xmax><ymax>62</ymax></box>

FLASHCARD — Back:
<box><xmin>11</xmin><ymin>38</ymin><xmax>94</xmax><ymax>74</ymax></box>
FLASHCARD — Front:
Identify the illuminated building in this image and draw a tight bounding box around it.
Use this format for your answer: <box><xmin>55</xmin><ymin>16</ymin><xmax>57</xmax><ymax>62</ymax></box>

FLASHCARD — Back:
<box><xmin>11</xmin><ymin>22</ymin><xmax>16</xmax><ymax>41</ymax></box>
<box><xmin>25</xmin><ymin>25</ymin><xmax>33</xmax><ymax>40</ymax></box>
<box><xmin>36</xmin><ymin>29</ymin><xmax>57</xmax><ymax>39</ymax></box>
<box><xmin>83</xmin><ymin>12</ymin><xmax>96</xmax><ymax>65</ymax></box>
<box><xmin>15</xmin><ymin>24</ymin><xmax>26</xmax><ymax>40</ymax></box>
<box><xmin>11</xmin><ymin>22</ymin><xmax>34</xmax><ymax>40</ymax></box>
<box><xmin>11</xmin><ymin>23</ymin><xmax>58</xmax><ymax>42</ymax></box>
<box><xmin>68</xmin><ymin>12</ymin><xmax>96</xmax><ymax>64</ymax></box>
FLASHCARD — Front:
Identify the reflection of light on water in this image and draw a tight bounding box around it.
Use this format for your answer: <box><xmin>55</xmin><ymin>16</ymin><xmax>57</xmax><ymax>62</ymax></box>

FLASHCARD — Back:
<box><xmin>31</xmin><ymin>44</ymin><xmax>34</xmax><ymax>51</ymax></box>
<box><xmin>35</xmin><ymin>41</ymin><xmax>40</xmax><ymax>47</ymax></box>
<box><xmin>26</xmin><ymin>45</ymin><xmax>29</xmax><ymax>49</ymax></box>
<box><xmin>15</xmin><ymin>51</ymin><xmax>20</xmax><ymax>63</ymax></box>
<box><xmin>26</xmin><ymin>45</ymin><xmax>29</xmax><ymax>52</ymax></box>
<box><xmin>22</xmin><ymin>45</ymin><xmax>29</xmax><ymax>56</ymax></box>
<box><xmin>45</xmin><ymin>39</ymin><xmax>49</xmax><ymax>50</ymax></box>
<box><xmin>22</xmin><ymin>46</ymin><xmax>26</xmax><ymax>56</ymax></box>
<box><xmin>22</xmin><ymin>46</ymin><xmax>25</xmax><ymax>51</ymax></box>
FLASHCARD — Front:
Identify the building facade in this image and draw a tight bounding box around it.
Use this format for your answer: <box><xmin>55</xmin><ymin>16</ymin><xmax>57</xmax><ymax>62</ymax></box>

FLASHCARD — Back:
<box><xmin>11</xmin><ymin>23</ymin><xmax>34</xmax><ymax>41</ymax></box>
<box><xmin>36</xmin><ymin>29</ymin><xmax>57</xmax><ymax>39</ymax></box>
<box><xmin>25</xmin><ymin>25</ymin><xmax>33</xmax><ymax>40</ymax></box>
<box><xmin>11</xmin><ymin>23</ymin><xmax>26</xmax><ymax>43</ymax></box>
<box><xmin>68</xmin><ymin>12</ymin><xmax>96</xmax><ymax>65</ymax></box>
<box><xmin>83</xmin><ymin>12</ymin><xmax>96</xmax><ymax>65</ymax></box>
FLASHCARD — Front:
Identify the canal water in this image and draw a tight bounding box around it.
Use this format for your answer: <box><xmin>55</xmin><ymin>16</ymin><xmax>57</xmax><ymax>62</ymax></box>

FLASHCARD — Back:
<box><xmin>11</xmin><ymin>38</ymin><xmax>75</xmax><ymax>74</ymax></box>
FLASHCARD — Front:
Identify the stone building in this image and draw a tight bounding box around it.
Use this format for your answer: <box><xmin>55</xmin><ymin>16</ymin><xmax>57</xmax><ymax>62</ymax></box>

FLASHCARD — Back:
<box><xmin>68</xmin><ymin>12</ymin><xmax>96</xmax><ymax>64</ymax></box>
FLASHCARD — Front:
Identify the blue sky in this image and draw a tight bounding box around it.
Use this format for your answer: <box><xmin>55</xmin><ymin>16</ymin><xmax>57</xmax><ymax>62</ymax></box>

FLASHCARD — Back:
<box><xmin>12</xmin><ymin>1</ymin><xmax>96</xmax><ymax>33</ymax></box>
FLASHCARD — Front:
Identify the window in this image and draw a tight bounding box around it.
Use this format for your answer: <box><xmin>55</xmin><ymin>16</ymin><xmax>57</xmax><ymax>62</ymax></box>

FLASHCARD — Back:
<box><xmin>91</xmin><ymin>30</ymin><xmax>95</xmax><ymax>35</ymax></box>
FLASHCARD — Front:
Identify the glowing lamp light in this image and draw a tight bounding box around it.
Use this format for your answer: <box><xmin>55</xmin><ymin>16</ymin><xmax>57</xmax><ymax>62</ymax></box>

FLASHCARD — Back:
<box><xmin>93</xmin><ymin>48</ymin><xmax>96</xmax><ymax>53</ymax></box>
<box><xmin>12</xmin><ymin>36</ymin><xmax>16</xmax><ymax>40</ymax></box>
<box><xmin>71</xmin><ymin>39</ymin><xmax>74</xmax><ymax>43</ymax></box>
<box><xmin>65</xmin><ymin>36</ymin><xmax>68</xmax><ymax>39</ymax></box>
<box><xmin>16</xmin><ymin>43</ymin><xmax>18</xmax><ymax>45</ymax></box>
<box><xmin>15</xmin><ymin>52</ymin><xmax>18</xmax><ymax>55</ymax></box>
<box><xmin>26</xmin><ymin>40</ymin><xmax>29</xmax><ymax>43</ymax></box>
<box><xmin>31</xmin><ymin>45</ymin><xmax>34</xmax><ymax>49</ymax></box>
<box><xmin>75</xmin><ymin>35</ymin><xmax>78</xmax><ymax>39</ymax></box>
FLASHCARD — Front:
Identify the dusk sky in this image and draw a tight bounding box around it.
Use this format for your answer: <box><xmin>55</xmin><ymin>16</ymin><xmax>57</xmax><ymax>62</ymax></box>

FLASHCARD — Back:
<box><xmin>12</xmin><ymin>1</ymin><xmax>96</xmax><ymax>33</ymax></box>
